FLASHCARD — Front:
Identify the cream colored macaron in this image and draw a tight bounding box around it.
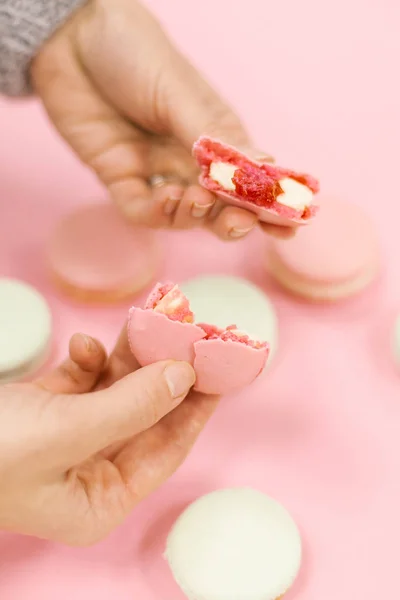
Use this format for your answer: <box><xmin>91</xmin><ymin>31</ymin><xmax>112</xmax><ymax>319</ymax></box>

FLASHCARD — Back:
<box><xmin>165</xmin><ymin>488</ymin><xmax>302</xmax><ymax>600</ymax></box>
<box><xmin>0</xmin><ymin>278</ymin><xmax>52</xmax><ymax>383</ymax></box>
<box><xmin>180</xmin><ymin>275</ymin><xmax>278</xmax><ymax>363</ymax></box>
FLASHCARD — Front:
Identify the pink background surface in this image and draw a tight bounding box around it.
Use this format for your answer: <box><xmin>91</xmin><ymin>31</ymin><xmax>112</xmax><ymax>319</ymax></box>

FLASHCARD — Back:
<box><xmin>1</xmin><ymin>0</ymin><xmax>400</xmax><ymax>598</ymax></box>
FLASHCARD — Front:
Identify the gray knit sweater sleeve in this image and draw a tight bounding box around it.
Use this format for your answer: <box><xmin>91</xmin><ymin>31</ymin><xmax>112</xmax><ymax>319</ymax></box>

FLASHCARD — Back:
<box><xmin>0</xmin><ymin>0</ymin><xmax>87</xmax><ymax>96</ymax></box>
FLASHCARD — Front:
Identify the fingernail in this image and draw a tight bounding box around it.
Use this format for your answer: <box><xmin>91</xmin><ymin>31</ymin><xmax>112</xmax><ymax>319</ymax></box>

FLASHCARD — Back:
<box><xmin>80</xmin><ymin>334</ymin><xmax>97</xmax><ymax>353</ymax></box>
<box><xmin>164</xmin><ymin>362</ymin><xmax>195</xmax><ymax>400</ymax></box>
<box><xmin>164</xmin><ymin>196</ymin><xmax>181</xmax><ymax>216</ymax></box>
<box><xmin>255</xmin><ymin>153</ymin><xmax>275</xmax><ymax>163</ymax></box>
<box><xmin>229</xmin><ymin>226</ymin><xmax>254</xmax><ymax>239</ymax></box>
<box><xmin>191</xmin><ymin>201</ymin><xmax>214</xmax><ymax>218</ymax></box>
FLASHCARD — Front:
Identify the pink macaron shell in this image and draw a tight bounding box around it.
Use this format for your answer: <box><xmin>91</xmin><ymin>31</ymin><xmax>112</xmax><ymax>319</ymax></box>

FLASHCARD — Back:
<box><xmin>128</xmin><ymin>308</ymin><xmax>206</xmax><ymax>366</ymax></box>
<box><xmin>267</xmin><ymin>197</ymin><xmax>380</xmax><ymax>285</ymax></box>
<box><xmin>193</xmin><ymin>338</ymin><xmax>269</xmax><ymax>395</ymax></box>
<box><xmin>203</xmin><ymin>186</ymin><xmax>311</xmax><ymax>227</ymax></box>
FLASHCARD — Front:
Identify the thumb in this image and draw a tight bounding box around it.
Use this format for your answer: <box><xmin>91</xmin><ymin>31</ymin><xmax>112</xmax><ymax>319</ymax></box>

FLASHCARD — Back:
<box><xmin>53</xmin><ymin>360</ymin><xmax>195</xmax><ymax>468</ymax></box>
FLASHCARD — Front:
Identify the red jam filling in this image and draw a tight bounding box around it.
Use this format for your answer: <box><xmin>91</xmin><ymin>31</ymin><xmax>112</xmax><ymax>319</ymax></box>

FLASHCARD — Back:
<box><xmin>232</xmin><ymin>167</ymin><xmax>283</xmax><ymax>207</ymax></box>
<box><xmin>198</xmin><ymin>323</ymin><xmax>266</xmax><ymax>350</ymax></box>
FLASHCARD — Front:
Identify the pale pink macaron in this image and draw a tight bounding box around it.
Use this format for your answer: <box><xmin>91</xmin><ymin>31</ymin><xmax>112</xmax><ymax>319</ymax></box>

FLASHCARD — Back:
<box><xmin>48</xmin><ymin>203</ymin><xmax>160</xmax><ymax>303</ymax></box>
<box><xmin>128</xmin><ymin>282</ymin><xmax>270</xmax><ymax>395</ymax></box>
<box><xmin>266</xmin><ymin>197</ymin><xmax>380</xmax><ymax>302</ymax></box>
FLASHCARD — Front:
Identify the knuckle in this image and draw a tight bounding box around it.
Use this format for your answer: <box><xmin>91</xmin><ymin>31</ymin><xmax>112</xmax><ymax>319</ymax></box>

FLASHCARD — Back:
<box><xmin>85</xmin><ymin>139</ymin><xmax>137</xmax><ymax>185</ymax></box>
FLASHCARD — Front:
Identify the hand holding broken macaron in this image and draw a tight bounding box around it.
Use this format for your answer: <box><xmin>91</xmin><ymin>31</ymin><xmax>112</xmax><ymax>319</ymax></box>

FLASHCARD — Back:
<box><xmin>31</xmin><ymin>0</ymin><xmax>318</xmax><ymax>242</ymax></box>
<box><xmin>0</xmin><ymin>283</ymin><xmax>269</xmax><ymax>545</ymax></box>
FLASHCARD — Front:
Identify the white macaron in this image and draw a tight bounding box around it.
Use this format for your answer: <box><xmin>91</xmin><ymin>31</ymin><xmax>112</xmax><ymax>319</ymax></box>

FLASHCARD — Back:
<box><xmin>0</xmin><ymin>278</ymin><xmax>52</xmax><ymax>383</ymax></box>
<box><xmin>165</xmin><ymin>488</ymin><xmax>302</xmax><ymax>600</ymax></box>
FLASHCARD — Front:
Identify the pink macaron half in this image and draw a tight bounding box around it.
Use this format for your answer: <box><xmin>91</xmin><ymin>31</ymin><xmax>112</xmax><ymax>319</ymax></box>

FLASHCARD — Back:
<box><xmin>128</xmin><ymin>282</ymin><xmax>269</xmax><ymax>395</ymax></box>
<box><xmin>193</xmin><ymin>136</ymin><xmax>319</xmax><ymax>227</ymax></box>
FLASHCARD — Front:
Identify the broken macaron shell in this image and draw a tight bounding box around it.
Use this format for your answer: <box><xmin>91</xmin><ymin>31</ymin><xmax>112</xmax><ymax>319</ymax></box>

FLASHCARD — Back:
<box><xmin>193</xmin><ymin>324</ymin><xmax>269</xmax><ymax>395</ymax></box>
<box><xmin>128</xmin><ymin>283</ymin><xmax>269</xmax><ymax>395</ymax></box>
<box><xmin>193</xmin><ymin>136</ymin><xmax>319</xmax><ymax>227</ymax></box>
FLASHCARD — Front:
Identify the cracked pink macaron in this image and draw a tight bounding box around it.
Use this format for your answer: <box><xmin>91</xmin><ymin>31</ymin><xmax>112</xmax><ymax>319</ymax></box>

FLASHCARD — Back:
<box><xmin>128</xmin><ymin>282</ymin><xmax>269</xmax><ymax>395</ymax></box>
<box><xmin>193</xmin><ymin>136</ymin><xmax>320</xmax><ymax>227</ymax></box>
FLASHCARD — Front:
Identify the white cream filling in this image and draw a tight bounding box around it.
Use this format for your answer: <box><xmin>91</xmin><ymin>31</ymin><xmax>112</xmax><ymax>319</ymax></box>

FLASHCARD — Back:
<box><xmin>209</xmin><ymin>162</ymin><xmax>237</xmax><ymax>191</ymax></box>
<box><xmin>153</xmin><ymin>285</ymin><xmax>183</xmax><ymax>315</ymax></box>
<box><xmin>276</xmin><ymin>177</ymin><xmax>313</xmax><ymax>211</ymax></box>
<box><xmin>228</xmin><ymin>328</ymin><xmax>248</xmax><ymax>338</ymax></box>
